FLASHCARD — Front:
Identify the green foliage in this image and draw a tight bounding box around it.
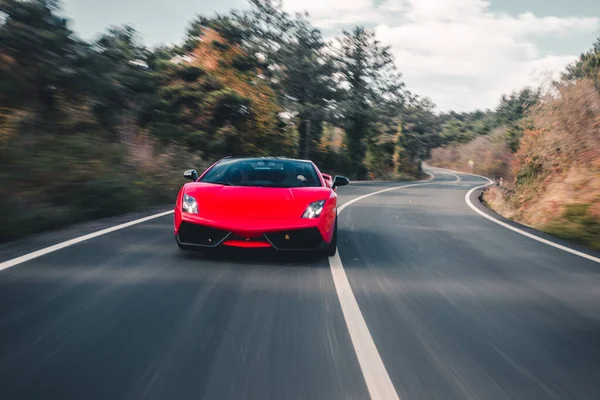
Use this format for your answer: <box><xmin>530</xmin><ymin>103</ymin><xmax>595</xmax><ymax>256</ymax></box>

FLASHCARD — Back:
<box><xmin>495</xmin><ymin>88</ymin><xmax>539</xmax><ymax>126</ymax></box>
<box><xmin>563</xmin><ymin>37</ymin><xmax>600</xmax><ymax>89</ymax></box>
<box><xmin>400</xmin><ymin>98</ymin><xmax>440</xmax><ymax>167</ymax></box>
<box><xmin>205</xmin><ymin>89</ymin><xmax>251</xmax><ymax>128</ymax></box>
<box><xmin>188</xmin><ymin>14</ymin><xmax>248</xmax><ymax>45</ymax></box>
<box><xmin>211</xmin><ymin>40</ymin><xmax>230</xmax><ymax>52</ymax></box>
<box><xmin>332</xmin><ymin>26</ymin><xmax>405</xmax><ymax>178</ymax></box>
<box><xmin>546</xmin><ymin>204</ymin><xmax>600</xmax><ymax>250</ymax></box>
<box><xmin>494</xmin><ymin>88</ymin><xmax>540</xmax><ymax>152</ymax></box>
<box><xmin>244</xmin><ymin>0</ymin><xmax>338</xmax><ymax>159</ymax></box>
<box><xmin>434</xmin><ymin>88</ymin><xmax>540</xmax><ymax>154</ymax></box>
<box><xmin>0</xmin><ymin>133</ymin><xmax>187</xmax><ymax>241</ymax></box>
<box><xmin>201</xmin><ymin>75</ymin><xmax>225</xmax><ymax>92</ymax></box>
<box><xmin>74</xmin><ymin>176</ymin><xmax>142</xmax><ymax>218</ymax></box>
<box><xmin>0</xmin><ymin>1</ymin><xmax>194</xmax><ymax>242</ymax></box>
<box><xmin>307</xmin><ymin>123</ymin><xmax>341</xmax><ymax>172</ymax></box>
<box><xmin>176</xmin><ymin>65</ymin><xmax>205</xmax><ymax>82</ymax></box>
<box><xmin>1</xmin><ymin>0</ymin><xmax>451</xmax><ymax>241</ymax></box>
<box><xmin>0</xmin><ymin>0</ymin><xmax>89</xmax><ymax>123</ymax></box>
<box><xmin>230</xmin><ymin>54</ymin><xmax>255</xmax><ymax>72</ymax></box>
<box><xmin>428</xmin><ymin>34</ymin><xmax>600</xmax><ymax>251</ymax></box>
<box><xmin>437</xmin><ymin>110</ymin><xmax>496</xmax><ymax>145</ymax></box>
<box><xmin>182</xmin><ymin>38</ymin><xmax>200</xmax><ymax>53</ymax></box>
<box><xmin>365</xmin><ymin>125</ymin><xmax>397</xmax><ymax>178</ymax></box>
<box><xmin>506</xmin><ymin>124</ymin><xmax>524</xmax><ymax>153</ymax></box>
<box><xmin>515</xmin><ymin>157</ymin><xmax>542</xmax><ymax>186</ymax></box>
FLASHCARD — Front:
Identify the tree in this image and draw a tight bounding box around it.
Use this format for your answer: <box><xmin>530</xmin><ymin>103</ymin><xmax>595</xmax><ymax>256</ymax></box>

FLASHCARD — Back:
<box><xmin>85</xmin><ymin>26</ymin><xmax>154</xmax><ymax>141</ymax></box>
<box><xmin>400</xmin><ymin>97</ymin><xmax>439</xmax><ymax>173</ymax></box>
<box><xmin>332</xmin><ymin>26</ymin><xmax>405</xmax><ymax>179</ymax></box>
<box><xmin>0</xmin><ymin>0</ymin><xmax>89</xmax><ymax>128</ymax></box>
<box><xmin>241</xmin><ymin>0</ymin><xmax>337</xmax><ymax>159</ymax></box>
<box><xmin>563</xmin><ymin>37</ymin><xmax>600</xmax><ymax>89</ymax></box>
<box><xmin>145</xmin><ymin>22</ymin><xmax>295</xmax><ymax>158</ymax></box>
<box><xmin>495</xmin><ymin>88</ymin><xmax>540</xmax><ymax>152</ymax></box>
<box><xmin>495</xmin><ymin>88</ymin><xmax>539</xmax><ymax>126</ymax></box>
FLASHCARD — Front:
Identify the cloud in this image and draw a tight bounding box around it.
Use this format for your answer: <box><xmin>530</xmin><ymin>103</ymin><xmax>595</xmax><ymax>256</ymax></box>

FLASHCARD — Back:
<box><xmin>281</xmin><ymin>0</ymin><xmax>600</xmax><ymax>111</ymax></box>
<box><xmin>282</xmin><ymin>0</ymin><xmax>374</xmax><ymax>26</ymax></box>
<box><xmin>283</xmin><ymin>0</ymin><xmax>371</xmax><ymax>15</ymax></box>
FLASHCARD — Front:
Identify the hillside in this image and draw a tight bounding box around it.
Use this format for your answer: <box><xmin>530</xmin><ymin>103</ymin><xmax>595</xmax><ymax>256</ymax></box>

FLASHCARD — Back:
<box><xmin>485</xmin><ymin>79</ymin><xmax>600</xmax><ymax>249</ymax></box>
<box><xmin>429</xmin><ymin>39</ymin><xmax>600</xmax><ymax>250</ymax></box>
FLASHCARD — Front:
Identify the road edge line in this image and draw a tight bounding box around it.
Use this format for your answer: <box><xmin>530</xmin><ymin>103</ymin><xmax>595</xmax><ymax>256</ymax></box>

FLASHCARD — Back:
<box><xmin>428</xmin><ymin>165</ymin><xmax>599</xmax><ymax>264</ymax></box>
<box><xmin>465</xmin><ymin>185</ymin><xmax>600</xmax><ymax>264</ymax></box>
<box><xmin>0</xmin><ymin>210</ymin><xmax>174</xmax><ymax>272</ymax></box>
<box><xmin>0</xmin><ymin>175</ymin><xmax>436</xmax><ymax>273</ymax></box>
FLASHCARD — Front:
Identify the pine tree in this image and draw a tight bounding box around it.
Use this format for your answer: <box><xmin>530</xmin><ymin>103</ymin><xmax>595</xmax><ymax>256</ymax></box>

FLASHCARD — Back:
<box><xmin>332</xmin><ymin>27</ymin><xmax>405</xmax><ymax>178</ymax></box>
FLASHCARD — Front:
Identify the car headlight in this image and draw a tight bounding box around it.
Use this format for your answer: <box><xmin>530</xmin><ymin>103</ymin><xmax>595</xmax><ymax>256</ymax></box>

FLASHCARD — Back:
<box><xmin>182</xmin><ymin>194</ymin><xmax>198</xmax><ymax>214</ymax></box>
<box><xmin>302</xmin><ymin>200</ymin><xmax>326</xmax><ymax>218</ymax></box>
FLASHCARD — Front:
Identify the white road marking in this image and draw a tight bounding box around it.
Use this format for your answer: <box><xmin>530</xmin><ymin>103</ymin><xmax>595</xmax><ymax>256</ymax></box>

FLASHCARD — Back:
<box><xmin>329</xmin><ymin>176</ymin><xmax>445</xmax><ymax>400</ymax></box>
<box><xmin>4</xmin><ymin>162</ymin><xmax>595</xmax><ymax>400</ymax></box>
<box><xmin>430</xmin><ymin>165</ymin><xmax>600</xmax><ymax>264</ymax></box>
<box><xmin>0</xmin><ymin>211</ymin><xmax>174</xmax><ymax>272</ymax></box>
<box><xmin>329</xmin><ymin>253</ymin><xmax>400</xmax><ymax>400</ymax></box>
<box><xmin>445</xmin><ymin>172</ymin><xmax>461</xmax><ymax>183</ymax></box>
<box><xmin>426</xmin><ymin>165</ymin><xmax>490</xmax><ymax>183</ymax></box>
<box><xmin>0</xmin><ymin>173</ymin><xmax>437</xmax><ymax>273</ymax></box>
<box><xmin>465</xmin><ymin>185</ymin><xmax>600</xmax><ymax>264</ymax></box>
<box><xmin>0</xmin><ymin>171</ymin><xmax>465</xmax><ymax>399</ymax></box>
<box><xmin>415</xmin><ymin>166</ymin><xmax>459</xmax><ymax>182</ymax></box>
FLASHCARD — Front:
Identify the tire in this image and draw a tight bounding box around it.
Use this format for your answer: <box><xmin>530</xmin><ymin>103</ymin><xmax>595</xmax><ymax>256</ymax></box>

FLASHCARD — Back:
<box><xmin>323</xmin><ymin>218</ymin><xmax>338</xmax><ymax>257</ymax></box>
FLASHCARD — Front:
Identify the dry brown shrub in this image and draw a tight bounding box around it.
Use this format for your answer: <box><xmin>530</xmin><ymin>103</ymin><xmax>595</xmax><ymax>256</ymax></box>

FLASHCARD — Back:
<box><xmin>518</xmin><ymin>79</ymin><xmax>600</xmax><ymax>174</ymax></box>
<box><xmin>435</xmin><ymin>79</ymin><xmax>600</xmax><ymax>248</ymax></box>
<box><xmin>0</xmin><ymin>109</ymin><xmax>32</xmax><ymax>146</ymax></box>
<box><xmin>482</xmin><ymin>186</ymin><xmax>518</xmax><ymax>219</ymax></box>
<box><xmin>489</xmin><ymin>79</ymin><xmax>600</xmax><ymax>248</ymax></box>
<box><xmin>124</xmin><ymin>131</ymin><xmax>204</xmax><ymax>181</ymax></box>
<box><xmin>429</xmin><ymin>128</ymin><xmax>514</xmax><ymax>181</ymax></box>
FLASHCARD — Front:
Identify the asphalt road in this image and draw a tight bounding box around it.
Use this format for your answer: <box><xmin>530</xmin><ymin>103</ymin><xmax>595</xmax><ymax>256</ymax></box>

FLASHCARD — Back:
<box><xmin>1</xmin><ymin>170</ymin><xmax>599</xmax><ymax>400</ymax></box>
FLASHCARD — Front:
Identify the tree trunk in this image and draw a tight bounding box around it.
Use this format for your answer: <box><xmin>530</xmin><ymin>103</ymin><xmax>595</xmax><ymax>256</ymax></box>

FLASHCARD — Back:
<box><xmin>298</xmin><ymin>119</ymin><xmax>308</xmax><ymax>159</ymax></box>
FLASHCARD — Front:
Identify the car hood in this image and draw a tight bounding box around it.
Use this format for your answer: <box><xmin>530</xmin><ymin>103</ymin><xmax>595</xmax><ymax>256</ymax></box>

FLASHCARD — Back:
<box><xmin>184</xmin><ymin>183</ymin><xmax>332</xmax><ymax>220</ymax></box>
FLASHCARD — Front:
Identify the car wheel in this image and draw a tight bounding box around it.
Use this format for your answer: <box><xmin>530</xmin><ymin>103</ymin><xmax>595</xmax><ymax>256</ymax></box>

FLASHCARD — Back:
<box><xmin>323</xmin><ymin>218</ymin><xmax>337</xmax><ymax>257</ymax></box>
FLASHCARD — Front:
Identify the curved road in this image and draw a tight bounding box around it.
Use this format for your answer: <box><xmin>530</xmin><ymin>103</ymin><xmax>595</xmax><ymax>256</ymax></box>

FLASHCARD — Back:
<box><xmin>1</xmin><ymin>170</ymin><xmax>599</xmax><ymax>399</ymax></box>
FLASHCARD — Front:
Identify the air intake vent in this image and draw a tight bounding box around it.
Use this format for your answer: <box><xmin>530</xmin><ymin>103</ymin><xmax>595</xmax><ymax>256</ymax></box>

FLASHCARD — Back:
<box><xmin>264</xmin><ymin>228</ymin><xmax>324</xmax><ymax>250</ymax></box>
<box><xmin>178</xmin><ymin>222</ymin><xmax>230</xmax><ymax>247</ymax></box>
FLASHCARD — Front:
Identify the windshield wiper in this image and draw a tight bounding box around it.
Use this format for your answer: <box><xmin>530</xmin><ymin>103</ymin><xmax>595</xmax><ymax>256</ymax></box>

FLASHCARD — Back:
<box><xmin>245</xmin><ymin>183</ymin><xmax>291</xmax><ymax>188</ymax></box>
<box><xmin>202</xmin><ymin>181</ymin><xmax>233</xmax><ymax>186</ymax></box>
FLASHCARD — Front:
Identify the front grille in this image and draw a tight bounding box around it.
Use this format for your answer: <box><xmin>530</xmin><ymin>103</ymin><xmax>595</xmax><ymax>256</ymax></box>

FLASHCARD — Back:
<box><xmin>178</xmin><ymin>222</ymin><xmax>230</xmax><ymax>247</ymax></box>
<box><xmin>264</xmin><ymin>228</ymin><xmax>324</xmax><ymax>250</ymax></box>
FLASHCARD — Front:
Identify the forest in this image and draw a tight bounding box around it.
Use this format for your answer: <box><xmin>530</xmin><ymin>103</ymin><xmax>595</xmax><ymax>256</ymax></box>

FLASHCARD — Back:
<box><xmin>0</xmin><ymin>0</ymin><xmax>449</xmax><ymax>240</ymax></box>
<box><xmin>1</xmin><ymin>0</ymin><xmax>598</xmax><ymax>247</ymax></box>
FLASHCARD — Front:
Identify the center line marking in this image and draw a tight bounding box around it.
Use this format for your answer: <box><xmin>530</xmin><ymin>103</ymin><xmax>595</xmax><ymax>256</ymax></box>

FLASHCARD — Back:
<box><xmin>329</xmin><ymin>176</ymin><xmax>447</xmax><ymax>400</ymax></box>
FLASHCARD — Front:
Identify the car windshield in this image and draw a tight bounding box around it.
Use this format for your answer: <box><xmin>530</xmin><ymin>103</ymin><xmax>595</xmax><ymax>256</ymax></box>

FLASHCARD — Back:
<box><xmin>199</xmin><ymin>158</ymin><xmax>322</xmax><ymax>188</ymax></box>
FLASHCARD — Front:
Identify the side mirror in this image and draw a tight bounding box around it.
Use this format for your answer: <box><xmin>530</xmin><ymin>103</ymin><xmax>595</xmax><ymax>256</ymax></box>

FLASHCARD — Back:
<box><xmin>183</xmin><ymin>169</ymin><xmax>198</xmax><ymax>181</ymax></box>
<box><xmin>333</xmin><ymin>175</ymin><xmax>350</xmax><ymax>188</ymax></box>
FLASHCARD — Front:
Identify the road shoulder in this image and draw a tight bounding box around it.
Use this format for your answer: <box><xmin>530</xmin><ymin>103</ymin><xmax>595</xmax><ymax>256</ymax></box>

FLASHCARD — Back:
<box><xmin>467</xmin><ymin>185</ymin><xmax>600</xmax><ymax>263</ymax></box>
<box><xmin>0</xmin><ymin>205</ymin><xmax>173</xmax><ymax>264</ymax></box>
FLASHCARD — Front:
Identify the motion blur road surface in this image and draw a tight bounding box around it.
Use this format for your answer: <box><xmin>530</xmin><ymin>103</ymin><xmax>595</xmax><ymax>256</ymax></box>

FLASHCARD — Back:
<box><xmin>1</xmin><ymin>170</ymin><xmax>599</xmax><ymax>400</ymax></box>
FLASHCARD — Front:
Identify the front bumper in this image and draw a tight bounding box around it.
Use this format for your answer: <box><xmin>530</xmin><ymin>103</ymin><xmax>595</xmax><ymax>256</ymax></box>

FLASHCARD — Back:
<box><xmin>175</xmin><ymin>215</ymin><xmax>331</xmax><ymax>251</ymax></box>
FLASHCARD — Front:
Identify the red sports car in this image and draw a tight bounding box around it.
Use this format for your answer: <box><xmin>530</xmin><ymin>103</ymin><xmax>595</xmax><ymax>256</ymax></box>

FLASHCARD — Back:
<box><xmin>174</xmin><ymin>157</ymin><xmax>349</xmax><ymax>256</ymax></box>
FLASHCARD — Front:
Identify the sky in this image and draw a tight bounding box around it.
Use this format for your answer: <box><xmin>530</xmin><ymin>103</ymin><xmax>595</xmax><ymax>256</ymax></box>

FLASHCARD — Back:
<box><xmin>61</xmin><ymin>0</ymin><xmax>600</xmax><ymax>112</ymax></box>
